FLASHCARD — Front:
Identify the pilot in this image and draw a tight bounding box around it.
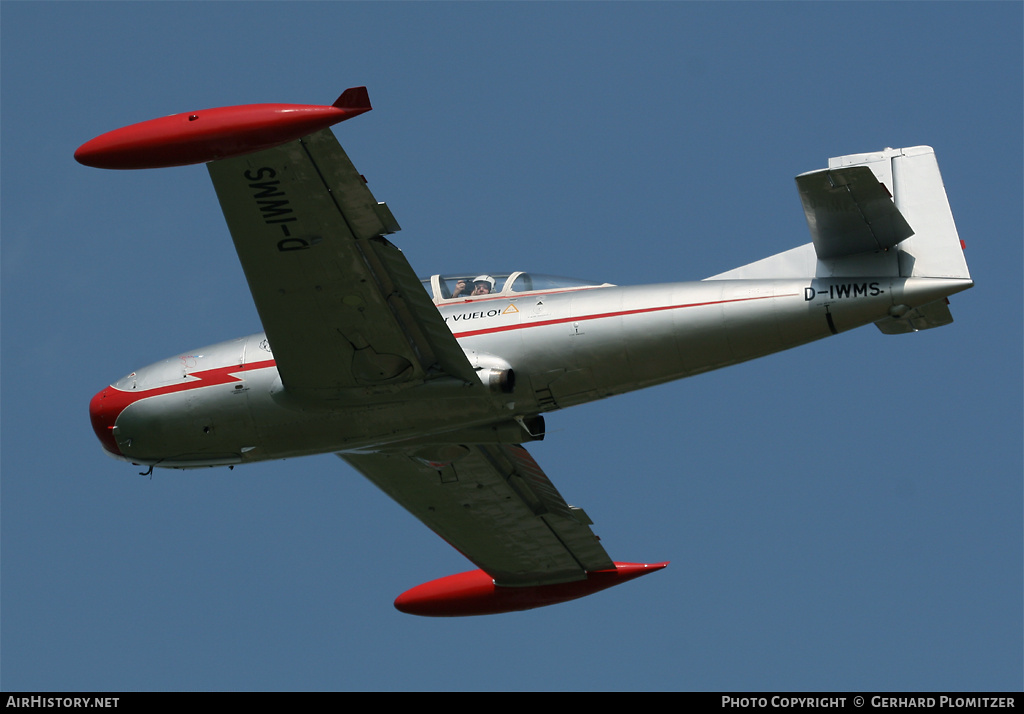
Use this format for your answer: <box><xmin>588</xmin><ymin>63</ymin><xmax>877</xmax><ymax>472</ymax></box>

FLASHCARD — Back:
<box><xmin>451</xmin><ymin>275</ymin><xmax>496</xmax><ymax>298</ymax></box>
<box><xmin>470</xmin><ymin>275</ymin><xmax>495</xmax><ymax>296</ymax></box>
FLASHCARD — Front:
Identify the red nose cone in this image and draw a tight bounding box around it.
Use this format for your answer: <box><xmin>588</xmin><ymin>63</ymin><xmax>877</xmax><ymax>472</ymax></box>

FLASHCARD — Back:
<box><xmin>89</xmin><ymin>387</ymin><xmax>123</xmax><ymax>456</ymax></box>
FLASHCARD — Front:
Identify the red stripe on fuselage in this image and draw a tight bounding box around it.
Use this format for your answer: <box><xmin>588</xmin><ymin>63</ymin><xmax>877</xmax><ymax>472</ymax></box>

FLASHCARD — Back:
<box><xmin>91</xmin><ymin>293</ymin><xmax>796</xmax><ymax>454</ymax></box>
<box><xmin>450</xmin><ymin>293</ymin><xmax>794</xmax><ymax>339</ymax></box>
<box><xmin>120</xmin><ymin>358</ymin><xmax>278</xmax><ymax>401</ymax></box>
<box><xmin>439</xmin><ymin>285</ymin><xmax>604</xmax><ymax>306</ymax></box>
<box><xmin>89</xmin><ymin>359</ymin><xmax>278</xmax><ymax>455</ymax></box>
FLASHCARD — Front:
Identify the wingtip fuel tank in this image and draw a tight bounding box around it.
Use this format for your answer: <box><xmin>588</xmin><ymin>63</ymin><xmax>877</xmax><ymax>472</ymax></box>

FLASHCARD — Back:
<box><xmin>74</xmin><ymin>86</ymin><xmax>372</xmax><ymax>170</ymax></box>
<box><xmin>394</xmin><ymin>562</ymin><xmax>669</xmax><ymax>617</ymax></box>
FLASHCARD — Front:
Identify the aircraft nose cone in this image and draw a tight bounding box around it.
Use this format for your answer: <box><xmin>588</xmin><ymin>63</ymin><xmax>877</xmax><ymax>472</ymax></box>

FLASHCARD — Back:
<box><xmin>89</xmin><ymin>387</ymin><xmax>123</xmax><ymax>456</ymax></box>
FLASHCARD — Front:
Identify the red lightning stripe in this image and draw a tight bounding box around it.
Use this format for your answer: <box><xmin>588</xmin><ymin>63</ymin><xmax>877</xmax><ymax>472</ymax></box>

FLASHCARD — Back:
<box><xmin>92</xmin><ymin>293</ymin><xmax>797</xmax><ymax>455</ymax></box>
<box><xmin>121</xmin><ymin>358</ymin><xmax>277</xmax><ymax>400</ymax></box>
<box><xmin>90</xmin><ymin>359</ymin><xmax>278</xmax><ymax>455</ymax></box>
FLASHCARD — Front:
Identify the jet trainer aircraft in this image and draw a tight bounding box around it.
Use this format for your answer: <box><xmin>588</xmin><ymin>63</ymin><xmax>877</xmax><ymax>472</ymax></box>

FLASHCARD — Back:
<box><xmin>81</xmin><ymin>87</ymin><xmax>973</xmax><ymax>616</ymax></box>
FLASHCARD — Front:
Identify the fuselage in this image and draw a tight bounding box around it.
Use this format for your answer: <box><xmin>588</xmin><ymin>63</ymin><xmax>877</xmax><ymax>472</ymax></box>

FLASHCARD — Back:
<box><xmin>89</xmin><ymin>273</ymin><xmax>969</xmax><ymax>469</ymax></box>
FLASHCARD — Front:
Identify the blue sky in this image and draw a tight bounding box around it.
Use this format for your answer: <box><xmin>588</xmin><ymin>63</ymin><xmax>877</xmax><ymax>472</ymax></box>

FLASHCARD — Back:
<box><xmin>2</xmin><ymin>1</ymin><xmax>1021</xmax><ymax>692</ymax></box>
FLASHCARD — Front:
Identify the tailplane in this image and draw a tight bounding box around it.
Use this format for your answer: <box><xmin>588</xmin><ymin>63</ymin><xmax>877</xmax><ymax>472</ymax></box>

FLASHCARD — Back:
<box><xmin>706</xmin><ymin>146</ymin><xmax>972</xmax><ymax>333</ymax></box>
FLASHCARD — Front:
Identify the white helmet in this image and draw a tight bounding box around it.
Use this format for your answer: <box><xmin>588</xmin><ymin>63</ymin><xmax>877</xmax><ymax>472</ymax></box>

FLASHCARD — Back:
<box><xmin>472</xmin><ymin>275</ymin><xmax>495</xmax><ymax>288</ymax></box>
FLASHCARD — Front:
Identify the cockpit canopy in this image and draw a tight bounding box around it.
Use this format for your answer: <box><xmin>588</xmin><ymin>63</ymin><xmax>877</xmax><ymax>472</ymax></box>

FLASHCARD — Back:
<box><xmin>419</xmin><ymin>272</ymin><xmax>613</xmax><ymax>304</ymax></box>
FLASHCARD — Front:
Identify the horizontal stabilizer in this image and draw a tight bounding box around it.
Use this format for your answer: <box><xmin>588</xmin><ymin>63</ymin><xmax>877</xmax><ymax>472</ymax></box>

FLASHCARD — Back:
<box><xmin>797</xmin><ymin>166</ymin><xmax>914</xmax><ymax>260</ymax></box>
<box><xmin>874</xmin><ymin>298</ymin><xmax>953</xmax><ymax>334</ymax></box>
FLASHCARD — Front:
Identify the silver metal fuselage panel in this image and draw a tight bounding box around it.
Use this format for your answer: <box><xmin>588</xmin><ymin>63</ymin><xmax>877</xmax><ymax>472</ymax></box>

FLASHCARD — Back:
<box><xmin>102</xmin><ymin>274</ymin><xmax>969</xmax><ymax>468</ymax></box>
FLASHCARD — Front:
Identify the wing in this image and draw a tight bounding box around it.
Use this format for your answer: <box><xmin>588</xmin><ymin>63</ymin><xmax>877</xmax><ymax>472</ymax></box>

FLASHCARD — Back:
<box><xmin>207</xmin><ymin>129</ymin><xmax>478</xmax><ymax>399</ymax></box>
<box><xmin>796</xmin><ymin>165</ymin><xmax>914</xmax><ymax>260</ymax></box>
<box><xmin>342</xmin><ymin>443</ymin><xmax>615</xmax><ymax>587</ymax></box>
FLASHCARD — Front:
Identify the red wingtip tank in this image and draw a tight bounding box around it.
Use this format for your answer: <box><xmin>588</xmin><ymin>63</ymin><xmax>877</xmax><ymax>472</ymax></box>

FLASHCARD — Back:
<box><xmin>394</xmin><ymin>562</ymin><xmax>669</xmax><ymax>617</ymax></box>
<box><xmin>74</xmin><ymin>87</ymin><xmax>371</xmax><ymax>170</ymax></box>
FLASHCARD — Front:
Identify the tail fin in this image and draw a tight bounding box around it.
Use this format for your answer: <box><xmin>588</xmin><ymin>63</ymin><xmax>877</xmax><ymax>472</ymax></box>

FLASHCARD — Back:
<box><xmin>828</xmin><ymin>146</ymin><xmax>970</xmax><ymax>280</ymax></box>
<box><xmin>830</xmin><ymin>147</ymin><xmax>971</xmax><ymax>334</ymax></box>
<box><xmin>706</xmin><ymin>146</ymin><xmax>972</xmax><ymax>333</ymax></box>
<box><xmin>707</xmin><ymin>146</ymin><xmax>971</xmax><ymax>283</ymax></box>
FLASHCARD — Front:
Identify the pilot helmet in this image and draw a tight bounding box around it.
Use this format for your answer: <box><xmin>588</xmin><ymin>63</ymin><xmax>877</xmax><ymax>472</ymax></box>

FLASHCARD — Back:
<box><xmin>472</xmin><ymin>275</ymin><xmax>496</xmax><ymax>289</ymax></box>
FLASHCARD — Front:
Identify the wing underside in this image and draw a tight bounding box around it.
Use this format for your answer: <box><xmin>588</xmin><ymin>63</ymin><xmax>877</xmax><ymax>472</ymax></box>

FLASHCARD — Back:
<box><xmin>210</xmin><ymin>125</ymin><xmax>618</xmax><ymax>593</ymax></box>
<box><xmin>342</xmin><ymin>443</ymin><xmax>615</xmax><ymax>587</ymax></box>
<box><xmin>207</xmin><ymin>129</ymin><xmax>477</xmax><ymax>399</ymax></box>
<box><xmin>207</xmin><ymin>120</ymin><xmax>649</xmax><ymax>604</ymax></box>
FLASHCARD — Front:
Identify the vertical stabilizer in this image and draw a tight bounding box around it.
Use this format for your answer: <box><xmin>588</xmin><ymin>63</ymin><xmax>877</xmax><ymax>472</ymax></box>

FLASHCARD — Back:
<box><xmin>706</xmin><ymin>146</ymin><xmax>971</xmax><ymax>288</ymax></box>
<box><xmin>829</xmin><ymin>146</ymin><xmax>970</xmax><ymax>280</ymax></box>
